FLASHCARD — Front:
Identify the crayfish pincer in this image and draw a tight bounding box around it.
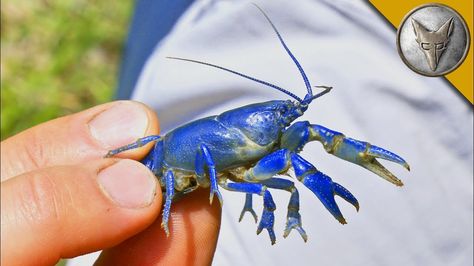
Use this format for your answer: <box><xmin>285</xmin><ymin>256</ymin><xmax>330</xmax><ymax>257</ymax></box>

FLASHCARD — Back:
<box><xmin>106</xmin><ymin>4</ymin><xmax>409</xmax><ymax>245</ymax></box>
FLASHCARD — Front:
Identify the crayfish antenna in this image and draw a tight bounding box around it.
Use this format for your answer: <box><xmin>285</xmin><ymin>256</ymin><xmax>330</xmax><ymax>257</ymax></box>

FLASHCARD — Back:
<box><xmin>252</xmin><ymin>3</ymin><xmax>313</xmax><ymax>100</ymax></box>
<box><xmin>166</xmin><ymin>56</ymin><xmax>302</xmax><ymax>102</ymax></box>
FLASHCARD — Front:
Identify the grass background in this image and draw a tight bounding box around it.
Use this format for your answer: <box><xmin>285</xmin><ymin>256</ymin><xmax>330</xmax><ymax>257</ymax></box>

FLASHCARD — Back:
<box><xmin>1</xmin><ymin>0</ymin><xmax>134</xmax><ymax>140</ymax></box>
<box><xmin>1</xmin><ymin>1</ymin><xmax>134</xmax><ymax>264</ymax></box>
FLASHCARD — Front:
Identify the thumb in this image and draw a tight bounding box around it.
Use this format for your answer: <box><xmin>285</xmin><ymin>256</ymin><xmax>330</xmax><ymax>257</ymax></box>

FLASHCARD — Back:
<box><xmin>1</xmin><ymin>159</ymin><xmax>161</xmax><ymax>266</ymax></box>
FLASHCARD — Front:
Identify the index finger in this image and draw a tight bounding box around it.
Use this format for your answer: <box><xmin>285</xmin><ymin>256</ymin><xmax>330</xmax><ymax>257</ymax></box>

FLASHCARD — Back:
<box><xmin>1</xmin><ymin>101</ymin><xmax>159</xmax><ymax>180</ymax></box>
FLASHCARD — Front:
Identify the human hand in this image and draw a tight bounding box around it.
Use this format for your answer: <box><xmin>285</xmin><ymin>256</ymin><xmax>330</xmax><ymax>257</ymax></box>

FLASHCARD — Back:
<box><xmin>1</xmin><ymin>101</ymin><xmax>221</xmax><ymax>266</ymax></box>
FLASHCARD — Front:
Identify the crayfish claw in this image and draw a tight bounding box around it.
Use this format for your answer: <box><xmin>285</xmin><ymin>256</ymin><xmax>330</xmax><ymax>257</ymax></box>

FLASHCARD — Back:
<box><xmin>333</xmin><ymin>182</ymin><xmax>359</xmax><ymax>211</ymax></box>
<box><xmin>361</xmin><ymin>158</ymin><xmax>404</xmax><ymax>186</ymax></box>
<box><xmin>239</xmin><ymin>208</ymin><xmax>258</xmax><ymax>223</ymax></box>
<box><xmin>311</xmin><ymin>125</ymin><xmax>409</xmax><ymax>185</ymax></box>
<box><xmin>257</xmin><ymin>190</ymin><xmax>277</xmax><ymax>245</ymax></box>
<box><xmin>282</xmin><ymin>187</ymin><xmax>307</xmax><ymax>241</ymax></box>
<box><xmin>209</xmin><ymin>188</ymin><xmax>224</xmax><ymax>206</ymax></box>
<box><xmin>257</xmin><ymin>212</ymin><xmax>276</xmax><ymax>245</ymax></box>
<box><xmin>239</xmin><ymin>194</ymin><xmax>258</xmax><ymax>223</ymax></box>
<box><xmin>360</xmin><ymin>144</ymin><xmax>410</xmax><ymax>186</ymax></box>
<box><xmin>332</xmin><ymin>137</ymin><xmax>409</xmax><ymax>186</ymax></box>
<box><xmin>283</xmin><ymin>213</ymin><xmax>308</xmax><ymax>242</ymax></box>
<box><xmin>209</xmin><ymin>172</ymin><xmax>223</xmax><ymax>206</ymax></box>
<box><xmin>302</xmin><ymin>171</ymin><xmax>358</xmax><ymax>224</ymax></box>
<box><xmin>367</xmin><ymin>144</ymin><xmax>410</xmax><ymax>171</ymax></box>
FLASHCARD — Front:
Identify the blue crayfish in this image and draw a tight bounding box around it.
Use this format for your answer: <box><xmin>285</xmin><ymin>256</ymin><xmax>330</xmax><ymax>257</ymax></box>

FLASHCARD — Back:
<box><xmin>107</xmin><ymin>5</ymin><xmax>410</xmax><ymax>244</ymax></box>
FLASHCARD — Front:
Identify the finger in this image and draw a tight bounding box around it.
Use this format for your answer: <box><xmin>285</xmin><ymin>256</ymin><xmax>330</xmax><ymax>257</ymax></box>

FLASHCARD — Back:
<box><xmin>95</xmin><ymin>189</ymin><xmax>221</xmax><ymax>266</ymax></box>
<box><xmin>1</xmin><ymin>101</ymin><xmax>160</xmax><ymax>180</ymax></box>
<box><xmin>1</xmin><ymin>159</ymin><xmax>162</xmax><ymax>266</ymax></box>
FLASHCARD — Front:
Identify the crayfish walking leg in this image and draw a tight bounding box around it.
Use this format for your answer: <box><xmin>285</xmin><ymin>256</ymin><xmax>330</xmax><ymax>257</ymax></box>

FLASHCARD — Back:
<box><xmin>237</xmin><ymin>184</ymin><xmax>296</xmax><ymax>231</ymax></box>
<box><xmin>220</xmin><ymin>182</ymin><xmax>277</xmax><ymax>244</ymax></box>
<box><xmin>162</xmin><ymin>170</ymin><xmax>175</xmax><ymax>236</ymax></box>
<box><xmin>240</xmin><ymin>148</ymin><xmax>358</xmax><ymax>230</ymax></box>
<box><xmin>195</xmin><ymin>144</ymin><xmax>223</xmax><ymax>205</ymax></box>
<box><xmin>260</xmin><ymin>178</ymin><xmax>307</xmax><ymax>242</ymax></box>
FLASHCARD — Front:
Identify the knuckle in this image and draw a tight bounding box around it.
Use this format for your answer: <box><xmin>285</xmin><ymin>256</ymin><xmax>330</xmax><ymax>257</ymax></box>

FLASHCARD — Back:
<box><xmin>21</xmin><ymin>129</ymin><xmax>51</xmax><ymax>170</ymax></box>
<box><xmin>18</xmin><ymin>170</ymin><xmax>65</xmax><ymax>228</ymax></box>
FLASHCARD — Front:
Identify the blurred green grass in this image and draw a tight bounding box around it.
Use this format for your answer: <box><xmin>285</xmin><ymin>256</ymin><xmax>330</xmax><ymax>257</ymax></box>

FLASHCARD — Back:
<box><xmin>1</xmin><ymin>0</ymin><xmax>133</xmax><ymax>140</ymax></box>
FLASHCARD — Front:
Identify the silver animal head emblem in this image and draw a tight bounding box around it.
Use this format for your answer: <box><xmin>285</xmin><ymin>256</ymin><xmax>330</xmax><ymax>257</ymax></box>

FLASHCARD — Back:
<box><xmin>411</xmin><ymin>17</ymin><xmax>454</xmax><ymax>71</ymax></box>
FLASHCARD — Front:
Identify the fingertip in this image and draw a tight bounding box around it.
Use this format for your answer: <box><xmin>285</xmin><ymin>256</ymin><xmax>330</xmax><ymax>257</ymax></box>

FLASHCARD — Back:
<box><xmin>88</xmin><ymin>101</ymin><xmax>160</xmax><ymax>160</ymax></box>
<box><xmin>98</xmin><ymin>159</ymin><xmax>160</xmax><ymax>209</ymax></box>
